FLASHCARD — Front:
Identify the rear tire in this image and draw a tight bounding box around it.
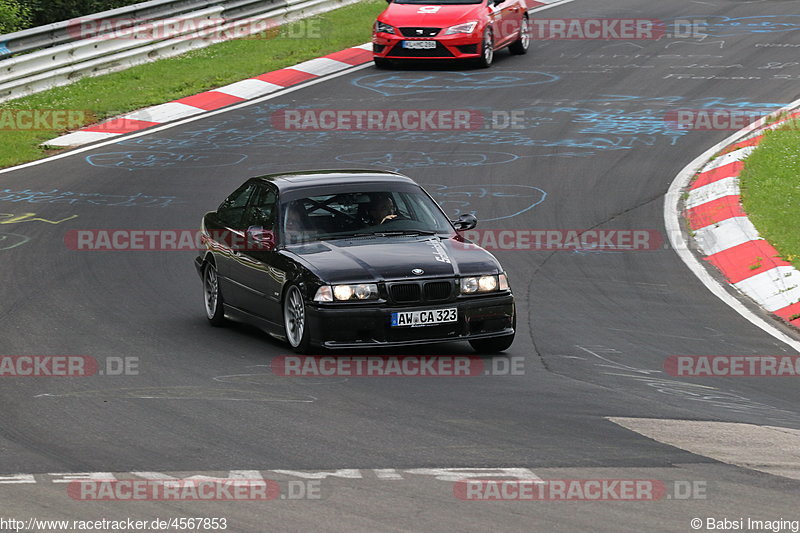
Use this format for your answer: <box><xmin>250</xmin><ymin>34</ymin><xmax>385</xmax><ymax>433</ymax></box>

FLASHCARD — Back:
<box><xmin>508</xmin><ymin>16</ymin><xmax>530</xmax><ymax>55</ymax></box>
<box><xmin>284</xmin><ymin>285</ymin><xmax>312</xmax><ymax>354</ymax></box>
<box><xmin>203</xmin><ymin>263</ymin><xmax>227</xmax><ymax>327</ymax></box>
<box><xmin>476</xmin><ymin>28</ymin><xmax>494</xmax><ymax>68</ymax></box>
<box><xmin>469</xmin><ymin>333</ymin><xmax>515</xmax><ymax>354</ymax></box>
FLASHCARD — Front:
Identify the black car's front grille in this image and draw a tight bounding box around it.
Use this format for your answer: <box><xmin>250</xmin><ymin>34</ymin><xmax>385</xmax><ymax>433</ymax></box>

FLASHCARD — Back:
<box><xmin>424</xmin><ymin>281</ymin><xmax>452</xmax><ymax>301</ymax></box>
<box><xmin>388</xmin><ymin>280</ymin><xmax>454</xmax><ymax>304</ymax></box>
<box><xmin>390</xmin><ymin>283</ymin><xmax>422</xmax><ymax>303</ymax></box>
<box><xmin>387</xmin><ymin>42</ymin><xmax>454</xmax><ymax>58</ymax></box>
<box><xmin>399</xmin><ymin>27</ymin><xmax>441</xmax><ymax>37</ymax></box>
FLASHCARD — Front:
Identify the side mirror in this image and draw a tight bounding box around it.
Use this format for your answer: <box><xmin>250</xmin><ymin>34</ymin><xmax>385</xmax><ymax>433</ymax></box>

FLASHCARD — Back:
<box><xmin>246</xmin><ymin>226</ymin><xmax>276</xmax><ymax>251</ymax></box>
<box><xmin>452</xmin><ymin>213</ymin><xmax>478</xmax><ymax>231</ymax></box>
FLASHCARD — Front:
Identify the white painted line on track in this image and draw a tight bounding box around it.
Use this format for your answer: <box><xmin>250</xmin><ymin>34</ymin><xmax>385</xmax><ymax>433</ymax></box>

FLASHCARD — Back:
<box><xmin>609</xmin><ymin>418</ymin><xmax>800</xmax><ymax>481</ymax></box>
<box><xmin>529</xmin><ymin>0</ymin><xmax>575</xmax><ymax>13</ymax></box>
<box><xmin>0</xmin><ymin>467</ymin><xmax>542</xmax><ymax>484</ymax></box>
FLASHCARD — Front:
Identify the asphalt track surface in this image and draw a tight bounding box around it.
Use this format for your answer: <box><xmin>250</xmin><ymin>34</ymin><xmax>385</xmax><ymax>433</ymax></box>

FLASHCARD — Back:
<box><xmin>2</xmin><ymin>0</ymin><xmax>800</xmax><ymax>531</ymax></box>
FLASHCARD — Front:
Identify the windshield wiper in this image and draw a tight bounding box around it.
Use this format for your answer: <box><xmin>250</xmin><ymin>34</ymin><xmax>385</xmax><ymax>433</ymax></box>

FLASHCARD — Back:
<box><xmin>322</xmin><ymin>230</ymin><xmax>438</xmax><ymax>239</ymax></box>
<box><xmin>360</xmin><ymin>230</ymin><xmax>438</xmax><ymax>237</ymax></box>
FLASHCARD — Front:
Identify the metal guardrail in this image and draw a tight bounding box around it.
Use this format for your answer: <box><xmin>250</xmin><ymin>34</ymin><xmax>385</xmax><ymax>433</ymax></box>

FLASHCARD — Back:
<box><xmin>0</xmin><ymin>0</ymin><xmax>212</xmax><ymax>57</ymax></box>
<box><xmin>0</xmin><ymin>0</ymin><xmax>361</xmax><ymax>103</ymax></box>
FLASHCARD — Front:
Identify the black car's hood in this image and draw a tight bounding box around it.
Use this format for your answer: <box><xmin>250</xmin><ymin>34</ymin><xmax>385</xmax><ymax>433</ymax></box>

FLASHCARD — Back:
<box><xmin>282</xmin><ymin>235</ymin><xmax>501</xmax><ymax>284</ymax></box>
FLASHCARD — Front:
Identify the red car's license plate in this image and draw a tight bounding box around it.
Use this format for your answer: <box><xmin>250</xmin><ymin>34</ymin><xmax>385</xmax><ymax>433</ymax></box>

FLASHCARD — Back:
<box><xmin>402</xmin><ymin>40</ymin><xmax>437</xmax><ymax>49</ymax></box>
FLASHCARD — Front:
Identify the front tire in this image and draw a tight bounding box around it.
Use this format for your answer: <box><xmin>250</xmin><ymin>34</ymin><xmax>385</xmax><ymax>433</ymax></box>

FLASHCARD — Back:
<box><xmin>508</xmin><ymin>16</ymin><xmax>530</xmax><ymax>55</ymax></box>
<box><xmin>203</xmin><ymin>263</ymin><xmax>227</xmax><ymax>327</ymax></box>
<box><xmin>469</xmin><ymin>333</ymin><xmax>515</xmax><ymax>354</ymax></box>
<box><xmin>284</xmin><ymin>285</ymin><xmax>311</xmax><ymax>354</ymax></box>
<box><xmin>476</xmin><ymin>28</ymin><xmax>494</xmax><ymax>68</ymax></box>
<box><xmin>374</xmin><ymin>57</ymin><xmax>392</xmax><ymax>69</ymax></box>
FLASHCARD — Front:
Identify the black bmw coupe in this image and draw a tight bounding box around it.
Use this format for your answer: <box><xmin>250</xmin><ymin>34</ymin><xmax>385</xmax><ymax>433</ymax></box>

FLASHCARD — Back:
<box><xmin>195</xmin><ymin>170</ymin><xmax>515</xmax><ymax>353</ymax></box>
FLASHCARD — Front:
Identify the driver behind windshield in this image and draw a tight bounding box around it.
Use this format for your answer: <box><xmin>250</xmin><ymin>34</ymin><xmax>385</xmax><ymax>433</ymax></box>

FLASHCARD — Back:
<box><xmin>365</xmin><ymin>193</ymin><xmax>397</xmax><ymax>225</ymax></box>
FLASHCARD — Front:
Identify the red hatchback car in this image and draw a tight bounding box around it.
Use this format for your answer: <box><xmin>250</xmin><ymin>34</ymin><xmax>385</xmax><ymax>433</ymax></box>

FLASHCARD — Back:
<box><xmin>373</xmin><ymin>0</ymin><xmax>531</xmax><ymax>68</ymax></box>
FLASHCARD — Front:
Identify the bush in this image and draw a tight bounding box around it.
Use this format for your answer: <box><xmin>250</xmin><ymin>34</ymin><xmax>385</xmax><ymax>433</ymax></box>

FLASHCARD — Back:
<box><xmin>24</xmin><ymin>0</ymin><xmax>144</xmax><ymax>27</ymax></box>
<box><xmin>0</xmin><ymin>0</ymin><xmax>32</xmax><ymax>35</ymax></box>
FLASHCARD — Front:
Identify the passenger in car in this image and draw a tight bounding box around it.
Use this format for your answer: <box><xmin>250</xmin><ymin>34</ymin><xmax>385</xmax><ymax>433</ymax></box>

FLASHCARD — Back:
<box><xmin>284</xmin><ymin>201</ymin><xmax>312</xmax><ymax>243</ymax></box>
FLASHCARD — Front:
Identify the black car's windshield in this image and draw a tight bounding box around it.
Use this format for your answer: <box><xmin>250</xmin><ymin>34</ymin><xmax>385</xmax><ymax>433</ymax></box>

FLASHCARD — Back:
<box><xmin>282</xmin><ymin>190</ymin><xmax>453</xmax><ymax>244</ymax></box>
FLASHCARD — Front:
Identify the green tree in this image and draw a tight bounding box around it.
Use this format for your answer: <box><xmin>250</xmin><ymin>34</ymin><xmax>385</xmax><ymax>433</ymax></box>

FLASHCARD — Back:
<box><xmin>0</xmin><ymin>0</ymin><xmax>32</xmax><ymax>35</ymax></box>
<box><xmin>24</xmin><ymin>0</ymin><xmax>142</xmax><ymax>27</ymax></box>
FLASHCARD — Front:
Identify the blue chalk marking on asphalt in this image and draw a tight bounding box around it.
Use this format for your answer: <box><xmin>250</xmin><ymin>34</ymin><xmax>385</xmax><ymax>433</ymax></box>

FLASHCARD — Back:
<box><xmin>352</xmin><ymin>71</ymin><xmax>560</xmax><ymax>96</ymax></box>
<box><xmin>424</xmin><ymin>184</ymin><xmax>547</xmax><ymax>222</ymax></box>
<box><xmin>675</xmin><ymin>15</ymin><xmax>800</xmax><ymax>36</ymax></box>
<box><xmin>86</xmin><ymin>151</ymin><xmax>247</xmax><ymax>171</ymax></box>
<box><xmin>0</xmin><ymin>188</ymin><xmax>178</xmax><ymax>208</ymax></box>
<box><xmin>572</xmin><ymin>95</ymin><xmax>784</xmax><ymax>109</ymax></box>
<box><xmin>335</xmin><ymin>151</ymin><xmax>520</xmax><ymax>172</ymax></box>
<box><xmin>105</xmin><ymin>97</ymin><xmax>787</xmax><ymax>162</ymax></box>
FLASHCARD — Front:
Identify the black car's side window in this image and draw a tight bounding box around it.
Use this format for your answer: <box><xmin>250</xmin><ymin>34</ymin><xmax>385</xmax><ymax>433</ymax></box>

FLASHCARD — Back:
<box><xmin>218</xmin><ymin>183</ymin><xmax>257</xmax><ymax>229</ymax></box>
<box><xmin>243</xmin><ymin>186</ymin><xmax>277</xmax><ymax>230</ymax></box>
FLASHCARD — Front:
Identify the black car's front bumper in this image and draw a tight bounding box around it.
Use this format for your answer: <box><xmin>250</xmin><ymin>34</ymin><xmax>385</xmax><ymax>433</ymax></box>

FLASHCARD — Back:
<box><xmin>306</xmin><ymin>293</ymin><xmax>515</xmax><ymax>349</ymax></box>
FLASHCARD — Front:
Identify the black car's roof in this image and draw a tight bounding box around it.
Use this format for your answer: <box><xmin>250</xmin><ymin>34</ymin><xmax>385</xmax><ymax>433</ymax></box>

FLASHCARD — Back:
<box><xmin>251</xmin><ymin>170</ymin><xmax>417</xmax><ymax>192</ymax></box>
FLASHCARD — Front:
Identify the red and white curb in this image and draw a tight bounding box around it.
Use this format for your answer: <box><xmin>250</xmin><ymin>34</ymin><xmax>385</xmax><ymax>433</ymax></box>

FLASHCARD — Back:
<box><xmin>45</xmin><ymin>43</ymin><xmax>374</xmax><ymax>147</ymax></box>
<box><xmin>684</xmin><ymin>111</ymin><xmax>800</xmax><ymax>329</ymax></box>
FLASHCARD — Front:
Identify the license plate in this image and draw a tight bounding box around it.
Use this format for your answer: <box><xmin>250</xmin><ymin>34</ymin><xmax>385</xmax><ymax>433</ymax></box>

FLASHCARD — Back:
<box><xmin>402</xmin><ymin>40</ymin><xmax>437</xmax><ymax>49</ymax></box>
<box><xmin>391</xmin><ymin>308</ymin><xmax>457</xmax><ymax>327</ymax></box>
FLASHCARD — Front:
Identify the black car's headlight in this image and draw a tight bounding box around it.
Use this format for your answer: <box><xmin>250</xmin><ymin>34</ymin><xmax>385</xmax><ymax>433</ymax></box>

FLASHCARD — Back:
<box><xmin>459</xmin><ymin>273</ymin><xmax>509</xmax><ymax>295</ymax></box>
<box><xmin>314</xmin><ymin>284</ymin><xmax>379</xmax><ymax>302</ymax></box>
<box><xmin>375</xmin><ymin>21</ymin><xmax>396</xmax><ymax>34</ymax></box>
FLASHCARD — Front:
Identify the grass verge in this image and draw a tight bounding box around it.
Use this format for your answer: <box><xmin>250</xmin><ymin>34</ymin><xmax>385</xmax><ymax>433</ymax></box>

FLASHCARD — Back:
<box><xmin>0</xmin><ymin>0</ymin><xmax>383</xmax><ymax>169</ymax></box>
<box><xmin>739</xmin><ymin>120</ymin><xmax>800</xmax><ymax>270</ymax></box>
